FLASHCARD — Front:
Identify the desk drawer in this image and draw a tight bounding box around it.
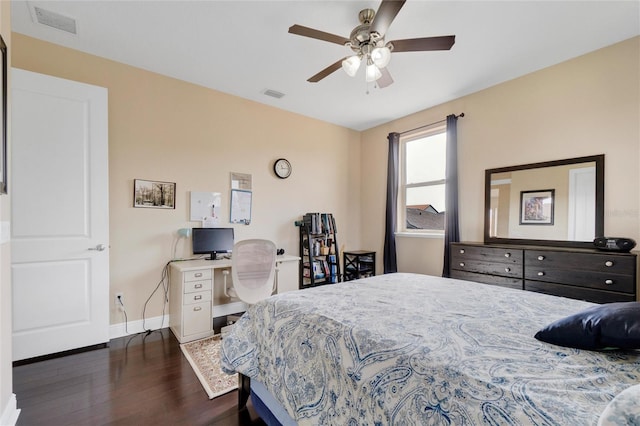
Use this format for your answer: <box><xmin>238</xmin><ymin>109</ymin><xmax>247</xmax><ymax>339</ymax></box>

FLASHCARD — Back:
<box><xmin>185</xmin><ymin>280</ymin><xmax>212</xmax><ymax>294</ymax></box>
<box><xmin>184</xmin><ymin>269</ymin><xmax>212</xmax><ymax>282</ymax></box>
<box><xmin>184</xmin><ymin>290</ymin><xmax>211</xmax><ymax>305</ymax></box>
<box><xmin>183</xmin><ymin>301</ymin><xmax>212</xmax><ymax>336</ymax></box>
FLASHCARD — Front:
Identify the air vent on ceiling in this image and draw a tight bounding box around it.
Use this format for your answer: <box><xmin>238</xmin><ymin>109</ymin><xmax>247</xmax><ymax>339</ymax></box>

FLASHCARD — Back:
<box><xmin>263</xmin><ymin>89</ymin><xmax>285</xmax><ymax>99</ymax></box>
<box><xmin>32</xmin><ymin>6</ymin><xmax>77</xmax><ymax>35</ymax></box>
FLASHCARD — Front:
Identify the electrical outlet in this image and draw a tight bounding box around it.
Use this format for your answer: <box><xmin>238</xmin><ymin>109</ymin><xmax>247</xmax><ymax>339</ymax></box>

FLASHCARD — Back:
<box><xmin>115</xmin><ymin>292</ymin><xmax>124</xmax><ymax>310</ymax></box>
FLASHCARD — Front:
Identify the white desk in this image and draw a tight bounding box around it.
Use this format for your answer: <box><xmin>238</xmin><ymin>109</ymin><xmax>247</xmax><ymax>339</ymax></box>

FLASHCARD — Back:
<box><xmin>168</xmin><ymin>255</ymin><xmax>299</xmax><ymax>343</ymax></box>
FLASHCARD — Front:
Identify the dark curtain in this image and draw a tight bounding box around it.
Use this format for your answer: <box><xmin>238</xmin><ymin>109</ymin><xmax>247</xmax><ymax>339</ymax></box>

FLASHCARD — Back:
<box><xmin>383</xmin><ymin>132</ymin><xmax>400</xmax><ymax>273</ymax></box>
<box><xmin>442</xmin><ymin>114</ymin><xmax>460</xmax><ymax>277</ymax></box>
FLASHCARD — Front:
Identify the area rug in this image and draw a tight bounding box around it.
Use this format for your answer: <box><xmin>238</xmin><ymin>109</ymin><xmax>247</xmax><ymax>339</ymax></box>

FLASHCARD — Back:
<box><xmin>180</xmin><ymin>335</ymin><xmax>238</xmax><ymax>399</ymax></box>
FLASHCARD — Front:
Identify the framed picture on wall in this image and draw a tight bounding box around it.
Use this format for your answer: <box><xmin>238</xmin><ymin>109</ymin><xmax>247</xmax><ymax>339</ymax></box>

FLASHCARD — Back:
<box><xmin>133</xmin><ymin>179</ymin><xmax>176</xmax><ymax>209</ymax></box>
<box><xmin>520</xmin><ymin>189</ymin><xmax>554</xmax><ymax>225</ymax></box>
<box><xmin>0</xmin><ymin>34</ymin><xmax>7</xmax><ymax>194</ymax></box>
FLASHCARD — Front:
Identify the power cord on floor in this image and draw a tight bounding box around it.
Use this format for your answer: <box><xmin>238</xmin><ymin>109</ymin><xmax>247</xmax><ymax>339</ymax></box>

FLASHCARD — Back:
<box><xmin>142</xmin><ymin>260</ymin><xmax>172</xmax><ymax>334</ymax></box>
<box><xmin>140</xmin><ymin>256</ymin><xmax>210</xmax><ymax>335</ymax></box>
<box><xmin>117</xmin><ymin>294</ymin><xmax>129</xmax><ymax>335</ymax></box>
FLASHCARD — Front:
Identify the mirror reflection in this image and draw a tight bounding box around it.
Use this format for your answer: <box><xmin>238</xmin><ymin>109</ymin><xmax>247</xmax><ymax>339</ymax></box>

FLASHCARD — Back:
<box><xmin>485</xmin><ymin>155</ymin><xmax>604</xmax><ymax>246</ymax></box>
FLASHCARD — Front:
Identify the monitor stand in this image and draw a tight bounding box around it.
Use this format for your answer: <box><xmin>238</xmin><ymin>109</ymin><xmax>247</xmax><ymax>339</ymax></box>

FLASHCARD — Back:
<box><xmin>206</xmin><ymin>252</ymin><xmax>218</xmax><ymax>260</ymax></box>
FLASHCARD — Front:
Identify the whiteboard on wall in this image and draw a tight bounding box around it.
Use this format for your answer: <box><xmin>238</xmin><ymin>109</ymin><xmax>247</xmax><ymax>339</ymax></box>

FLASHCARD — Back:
<box><xmin>190</xmin><ymin>191</ymin><xmax>221</xmax><ymax>224</ymax></box>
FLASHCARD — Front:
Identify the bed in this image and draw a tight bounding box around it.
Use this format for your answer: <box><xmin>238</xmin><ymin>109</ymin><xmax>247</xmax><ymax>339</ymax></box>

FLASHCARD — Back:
<box><xmin>221</xmin><ymin>273</ymin><xmax>640</xmax><ymax>425</ymax></box>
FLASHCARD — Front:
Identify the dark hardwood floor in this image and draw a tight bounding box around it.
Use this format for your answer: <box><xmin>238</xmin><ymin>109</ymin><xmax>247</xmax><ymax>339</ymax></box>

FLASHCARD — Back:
<box><xmin>12</xmin><ymin>328</ymin><xmax>266</xmax><ymax>426</ymax></box>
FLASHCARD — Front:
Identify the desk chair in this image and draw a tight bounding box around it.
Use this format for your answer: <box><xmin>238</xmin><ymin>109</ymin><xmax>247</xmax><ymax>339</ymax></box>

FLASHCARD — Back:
<box><xmin>223</xmin><ymin>239</ymin><xmax>277</xmax><ymax>304</ymax></box>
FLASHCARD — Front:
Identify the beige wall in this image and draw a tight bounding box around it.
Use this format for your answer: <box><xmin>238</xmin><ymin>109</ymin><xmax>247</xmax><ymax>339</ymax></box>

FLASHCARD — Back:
<box><xmin>0</xmin><ymin>0</ymin><xmax>12</xmax><ymax>422</ymax></box>
<box><xmin>362</xmin><ymin>36</ymin><xmax>640</xmax><ymax>276</ymax></box>
<box><xmin>11</xmin><ymin>33</ymin><xmax>362</xmax><ymax>326</ymax></box>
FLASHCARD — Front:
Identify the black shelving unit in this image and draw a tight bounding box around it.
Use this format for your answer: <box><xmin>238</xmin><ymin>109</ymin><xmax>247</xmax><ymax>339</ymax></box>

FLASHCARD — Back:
<box><xmin>298</xmin><ymin>213</ymin><xmax>341</xmax><ymax>289</ymax></box>
<box><xmin>343</xmin><ymin>251</ymin><xmax>376</xmax><ymax>281</ymax></box>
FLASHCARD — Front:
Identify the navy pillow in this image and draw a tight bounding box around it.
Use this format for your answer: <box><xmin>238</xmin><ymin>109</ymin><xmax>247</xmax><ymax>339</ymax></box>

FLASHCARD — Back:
<box><xmin>534</xmin><ymin>302</ymin><xmax>640</xmax><ymax>350</ymax></box>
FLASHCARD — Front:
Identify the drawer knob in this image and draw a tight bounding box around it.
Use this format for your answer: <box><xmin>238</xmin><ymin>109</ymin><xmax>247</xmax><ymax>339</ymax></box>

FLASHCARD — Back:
<box><xmin>195</xmin><ymin>283</ymin><xmax>203</xmax><ymax>289</ymax></box>
<box><xmin>505</xmin><ymin>267</ymin><xmax>511</xmax><ymax>272</ymax></box>
<box><xmin>195</xmin><ymin>272</ymin><xmax>203</xmax><ymax>278</ymax></box>
<box><xmin>605</xmin><ymin>279</ymin><xmax>614</xmax><ymax>285</ymax></box>
<box><xmin>537</xmin><ymin>255</ymin><xmax>545</xmax><ymax>261</ymax></box>
<box><xmin>459</xmin><ymin>262</ymin><xmax>465</xmax><ymax>267</ymax></box>
<box><xmin>194</xmin><ymin>295</ymin><xmax>202</xmax><ymax>300</ymax></box>
<box><xmin>459</xmin><ymin>249</ymin><xmax>465</xmax><ymax>254</ymax></box>
<box><xmin>193</xmin><ymin>306</ymin><xmax>202</xmax><ymax>311</ymax></box>
<box><xmin>537</xmin><ymin>271</ymin><xmax>545</xmax><ymax>276</ymax></box>
<box><xmin>605</xmin><ymin>261</ymin><xmax>614</xmax><ymax>267</ymax></box>
<box><xmin>504</xmin><ymin>253</ymin><xmax>511</xmax><ymax>258</ymax></box>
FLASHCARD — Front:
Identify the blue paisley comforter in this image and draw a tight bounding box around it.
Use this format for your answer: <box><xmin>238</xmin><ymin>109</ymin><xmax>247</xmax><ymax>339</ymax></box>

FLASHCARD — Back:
<box><xmin>220</xmin><ymin>273</ymin><xmax>640</xmax><ymax>425</ymax></box>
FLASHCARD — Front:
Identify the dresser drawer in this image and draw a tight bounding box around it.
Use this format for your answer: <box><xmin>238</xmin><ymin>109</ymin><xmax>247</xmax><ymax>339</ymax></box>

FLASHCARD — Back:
<box><xmin>184</xmin><ymin>279</ymin><xmax>212</xmax><ymax>293</ymax></box>
<box><xmin>525</xmin><ymin>281</ymin><xmax>636</xmax><ymax>304</ymax></box>
<box><xmin>452</xmin><ymin>258</ymin><xmax>522</xmax><ymax>279</ymax></box>
<box><xmin>524</xmin><ymin>268</ymin><xmax>634</xmax><ymax>293</ymax></box>
<box><xmin>184</xmin><ymin>290</ymin><xmax>211</xmax><ymax>305</ymax></box>
<box><xmin>525</xmin><ymin>250</ymin><xmax>635</xmax><ymax>275</ymax></box>
<box><xmin>184</xmin><ymin>269</ymin><xmax>212</xmax><ymax>282</ymax></box>
<box><xmin>452</xmin><ymin>244</ymin><xmax>522</xmax><ymax>264</ymax></box>
<box><xmin>451</xmin><ymin>270</ymin><xmax>522</xmax><ymax>290</ymax></box>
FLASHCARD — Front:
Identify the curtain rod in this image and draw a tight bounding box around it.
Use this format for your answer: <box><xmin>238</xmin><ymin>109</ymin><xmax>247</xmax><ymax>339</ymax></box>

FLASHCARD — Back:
<box><xmin>399</xmin><ymin>112</ymin><xmax>465</xmax><ymax>135</ymax></box>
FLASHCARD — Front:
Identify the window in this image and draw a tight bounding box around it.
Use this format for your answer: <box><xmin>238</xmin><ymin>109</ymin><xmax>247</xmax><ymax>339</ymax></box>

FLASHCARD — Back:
<box><xmin>399</xmin><ymin>126</ymin><xmax>446</xmax><ymax>233</ymax></box>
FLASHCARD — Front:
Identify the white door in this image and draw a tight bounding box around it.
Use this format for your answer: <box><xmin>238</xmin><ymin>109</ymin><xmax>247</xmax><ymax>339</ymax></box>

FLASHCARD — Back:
<box><xmin>11</xmin><ymin>68</ymin><xmax>109</xmax><ymax>361</ymax></box>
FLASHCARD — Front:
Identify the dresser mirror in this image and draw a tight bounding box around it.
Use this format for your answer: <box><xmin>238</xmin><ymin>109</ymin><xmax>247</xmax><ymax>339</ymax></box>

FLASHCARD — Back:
<box><xmin>484</xmin><ymin>155</ymin><xmax>604</xmax><ymax>248</ymax></box>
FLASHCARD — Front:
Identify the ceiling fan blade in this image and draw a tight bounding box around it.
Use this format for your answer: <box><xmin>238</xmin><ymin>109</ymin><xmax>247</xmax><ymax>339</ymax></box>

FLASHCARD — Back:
<box><xmin>370</xmin><ymin>0</ymin><xmax>406</xmax><ymax>37</ymax></box>
<box><xmin>389</xmin><ymin>35</ymin><xmax>456</xmax><ymax>52</ymax></box>
<box><xmin>307</xmin><ymin>58</ymin><xmax>347</xmax><ymax>83</ymax></box>
<box><xmin>377</xmin><ymin>67</ymin><xmax>394</xmax><ymax>88</ymax></box>
<box><xmin>288</xmin><ymin>24</ymin><xmax>350</xmax><ymax>46</ymax></box>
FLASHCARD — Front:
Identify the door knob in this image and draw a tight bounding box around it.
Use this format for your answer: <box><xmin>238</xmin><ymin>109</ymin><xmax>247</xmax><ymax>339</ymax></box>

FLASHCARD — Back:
<box><xmin>89</xmin><ymin>244</ymin><xmax>107</xmax><ymax>251</ymax></box>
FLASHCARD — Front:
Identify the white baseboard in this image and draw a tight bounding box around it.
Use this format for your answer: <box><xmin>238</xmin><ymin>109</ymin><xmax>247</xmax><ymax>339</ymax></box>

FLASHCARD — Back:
<box><xmin>0</xmin><ymin>394</ymin><xmax>20</xmax><ymax>426</ymax></box>
<box><xmin>109</xmin><ymin>314</ymin><xmax>170</xmax><ymax>339</ymax></box>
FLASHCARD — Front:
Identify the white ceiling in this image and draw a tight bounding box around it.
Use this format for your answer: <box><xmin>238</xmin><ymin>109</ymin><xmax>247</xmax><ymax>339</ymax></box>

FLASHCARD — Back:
<box><xmin>10</xmin><ymin>1</ymin><xmax>640</xmax><ymax>131</ymax></box>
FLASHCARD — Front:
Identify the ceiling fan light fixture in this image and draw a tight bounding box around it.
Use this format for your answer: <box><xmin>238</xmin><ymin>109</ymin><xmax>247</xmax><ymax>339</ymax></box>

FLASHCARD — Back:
<box><xmin>371</xmin><ymin>45</ymin><xmax>391</xmax><ymax>68</ymax></box>
<box><xmin>365</xmin><ymin>62</ymin><xmax>382</xmax><ymax>82</ymax></box>
<box><xmin>342</xmin><ymin>55</ymin><xmax>361</xmax><ymax>77</ymax></box>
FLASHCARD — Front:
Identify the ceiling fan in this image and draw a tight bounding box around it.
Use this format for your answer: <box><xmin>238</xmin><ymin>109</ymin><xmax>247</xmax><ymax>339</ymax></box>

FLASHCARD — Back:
<box><xmin>288</xmin><ymin>0</ymin><xmax>455</xmax><ymax>88</ymax></box>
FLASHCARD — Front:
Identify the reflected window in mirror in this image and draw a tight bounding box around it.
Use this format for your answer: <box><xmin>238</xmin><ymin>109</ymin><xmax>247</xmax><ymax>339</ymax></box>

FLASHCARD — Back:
<box><xmin>484</xmin><ymin>155</ymin><xmax>604</xmax><ymax>248</ymax></box>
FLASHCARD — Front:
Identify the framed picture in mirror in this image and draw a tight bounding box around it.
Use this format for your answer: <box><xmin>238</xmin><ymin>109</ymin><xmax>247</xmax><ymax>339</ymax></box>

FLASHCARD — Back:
<box><xmin>520</xmin><ymin>189</ymin><xmax>554</xmax><ymax>225</ymax></box>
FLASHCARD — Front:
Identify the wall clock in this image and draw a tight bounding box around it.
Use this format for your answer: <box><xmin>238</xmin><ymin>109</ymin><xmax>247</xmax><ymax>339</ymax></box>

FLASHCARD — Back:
<box><xmin>274</xmin><ymin>158</ymin><xmax>292</xmax><ymax>179</ymax></box>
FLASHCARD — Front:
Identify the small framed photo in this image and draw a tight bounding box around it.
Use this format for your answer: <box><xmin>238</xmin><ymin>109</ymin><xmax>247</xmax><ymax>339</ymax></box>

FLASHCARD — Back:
<box><xmin>133</xmin><ymin>179</ymin><xmax>176</xmax><ymax>209</ymax></box>
<box><xmin>520</xmin><ymin>189</ymin><xmax>554</xmax><ymax>225</ymax></box>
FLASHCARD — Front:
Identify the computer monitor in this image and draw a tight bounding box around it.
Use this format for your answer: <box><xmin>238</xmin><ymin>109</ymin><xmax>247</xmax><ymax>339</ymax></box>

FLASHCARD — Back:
<box><xmin>192</xmin><ymin>227</ymin><xmax>234</xmax><ymax>260</ymax></box>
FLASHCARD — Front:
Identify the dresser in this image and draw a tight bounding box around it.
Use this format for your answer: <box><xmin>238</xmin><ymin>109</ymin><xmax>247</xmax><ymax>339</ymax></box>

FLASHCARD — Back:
<box><xmin>450</xmin><ymin>242</ymin><xmax>637</xmax><ymax>303</ymax></box>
